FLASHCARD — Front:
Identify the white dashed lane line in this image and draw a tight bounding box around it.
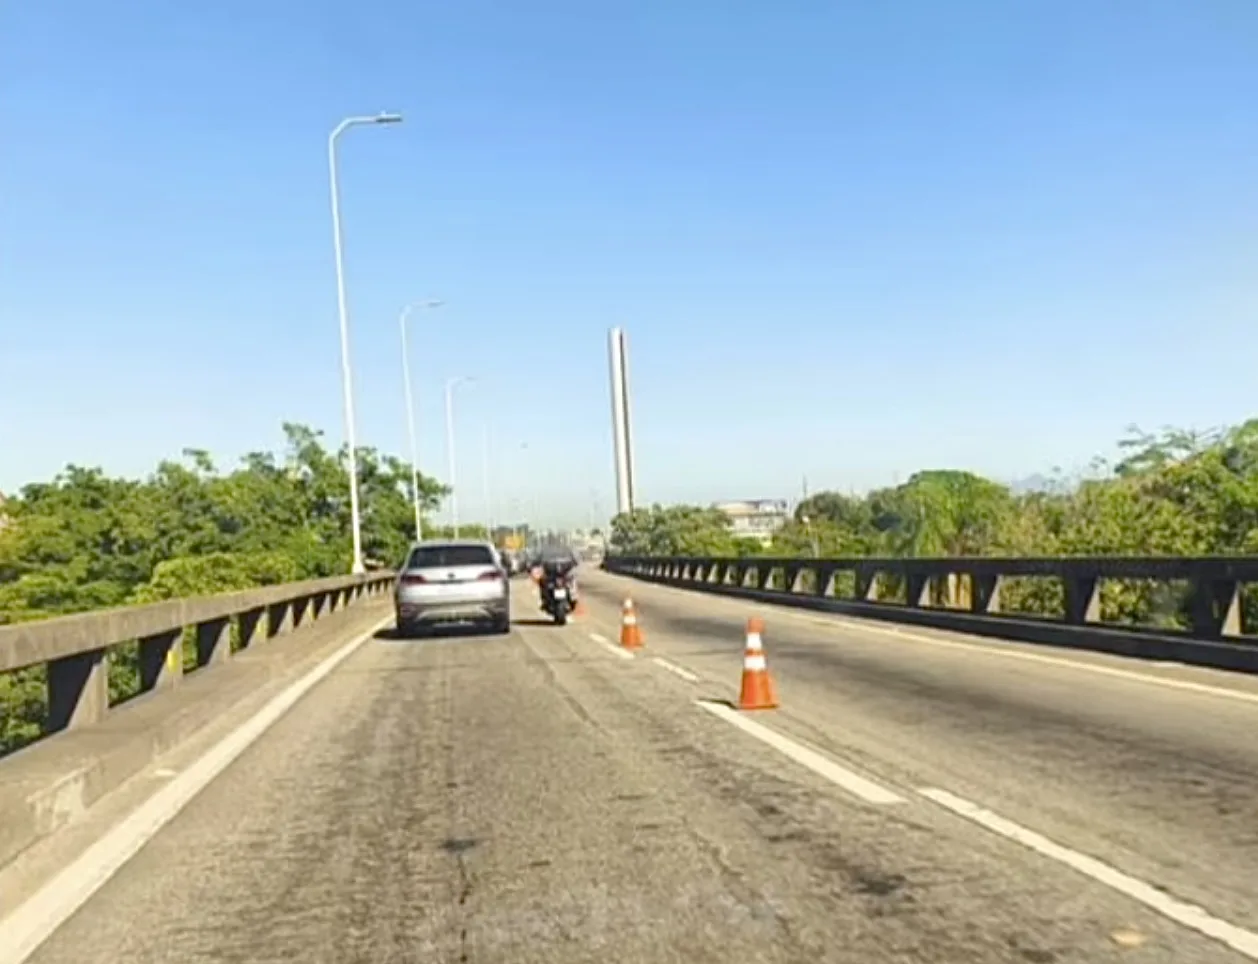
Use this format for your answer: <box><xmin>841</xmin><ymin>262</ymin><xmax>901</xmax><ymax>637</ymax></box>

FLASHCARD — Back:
<box><xmin>698</xmin><ymin>692</ymin><xmax>1258</xmax><ymax>957</ymax></box>
<box><xmin>652</xmin><ymin>657</ymin><xmax>700</xmax><ymax>683</ymax></box>
<box><xmin>602</xmin><ymin>583</ymin><xmax>1258</xmax><ymax>957</ymax></box>
<box><xmin>587</xmin><ymin>632</ymin><xmax>634</xmax><ymax>660</ymax></box>
<box><xmin>919</xmin><ymin>787</ymin><xmax>1258</xmax><ymax>960</ymax></box>
<box><xmin>695</xmin><ymin>699</ymin><xmax>905</xmax><ymax>806</ymax></box>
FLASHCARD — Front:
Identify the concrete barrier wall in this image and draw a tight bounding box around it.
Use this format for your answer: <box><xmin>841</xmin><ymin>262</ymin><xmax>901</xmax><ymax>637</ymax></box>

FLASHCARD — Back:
<box><xmin>0</xmin><ymin>571</ymin><xmax>396</xmax><ymax>877</ymax></box>
<box><xmin>0</xmin><ymin>572</ymin><xmax>396</xmax><ymax>734</ymax></box>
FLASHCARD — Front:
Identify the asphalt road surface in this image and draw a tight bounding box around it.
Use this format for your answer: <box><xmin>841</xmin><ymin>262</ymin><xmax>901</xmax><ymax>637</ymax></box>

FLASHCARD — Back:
<box><xmin>21</xmin><ymin>571</ymin><xmax>1258</xmax><ymax>963</ymax></box>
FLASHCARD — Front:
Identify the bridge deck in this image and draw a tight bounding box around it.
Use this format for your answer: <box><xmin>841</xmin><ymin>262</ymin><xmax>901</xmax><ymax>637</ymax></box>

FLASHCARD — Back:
<box><xmin>11</xmin><ymin>574</ymin><xmax>1257</xmax><ymax>963</ymax></box>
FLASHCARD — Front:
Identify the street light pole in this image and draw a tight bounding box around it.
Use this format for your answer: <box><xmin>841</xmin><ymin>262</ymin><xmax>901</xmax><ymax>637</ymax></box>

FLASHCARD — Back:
<box><xmin>481</xmin><ymin>423</ymin><xmax>494</xmax><ymax>543</ymax></box>
<box><xmin>329</xmin><ymin>110</ymin><xmax>403</xmax><ymax>574</ymax></box>
<box><xmin>518</xmin><ymin>441</ymin><xmax>532</xmax><ymax>544</ymax></box>
<box><xmin>801</xmin><ymin>514</ymin><xmax>820</xmax><ymax>557</ymax></box>
<box><xmin>508</xmin><ymin>498</ymin><xmax>523</xmax><ymax>546</ymax></box>
<box><xmin>444</xmin><ymin>375</ymin><xmax>474</xmax><ymax>537</ymax></box>
<box><xmin>399</xmin><ymin>299</ymin><xmax>443</xmax><ymax>542</ymax></box>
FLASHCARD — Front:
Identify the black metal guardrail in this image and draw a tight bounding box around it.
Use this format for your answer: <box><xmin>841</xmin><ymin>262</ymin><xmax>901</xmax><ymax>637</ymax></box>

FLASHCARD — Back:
<box><xmin>602</xmin><ymin>555</ymin><xmax>1258</xmax><ymax>673</ymax></box>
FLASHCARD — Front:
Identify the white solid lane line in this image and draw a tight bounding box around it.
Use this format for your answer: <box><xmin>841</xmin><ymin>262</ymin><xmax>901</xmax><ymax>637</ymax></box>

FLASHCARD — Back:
<box><xmin>588</xmin><ymin>632</ymin><xmax>634</xmax><ymax>660</ymax></box>
<box><xmin>798</xmin><ymin>614</ymin><xmax>1258</xmax><ymax>708</ymax></box>
<box><xmin>652</xmin><ymin>657</ymin><xmax>700</xmax><ymax>683</ymax></box>
<box><xmin>696</xmin><ymin>700</ymin><xmax>904</xmax><ymax>806</ymax></box>
<box><xmin>919</xmin><ymin>787</ymin><xmax>1258</xmax><ymax>961</ymax></box>
<box><xmin>0</xmin><ymin>613</ymin><xmax>395</xmax><ymax>964</ymax></box>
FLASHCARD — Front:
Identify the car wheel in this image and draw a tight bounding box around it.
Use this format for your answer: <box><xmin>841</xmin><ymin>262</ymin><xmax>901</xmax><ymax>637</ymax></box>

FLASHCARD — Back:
<box><xmin>493</xmin><ymin>613</ymin><xmax>511</xmax><ymax>634</ymax></box>
<box><xmin>398</xmin><ymin>618</ymin><xmax>427</xmax><ymax>639</ymax></box>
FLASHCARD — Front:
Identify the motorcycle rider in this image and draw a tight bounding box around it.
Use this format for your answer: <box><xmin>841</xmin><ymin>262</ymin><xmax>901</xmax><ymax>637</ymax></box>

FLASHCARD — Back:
<box><xmin>537</xmin><ymin>547</ymin><xmax>580</xmax><ymax>613</ymax></box>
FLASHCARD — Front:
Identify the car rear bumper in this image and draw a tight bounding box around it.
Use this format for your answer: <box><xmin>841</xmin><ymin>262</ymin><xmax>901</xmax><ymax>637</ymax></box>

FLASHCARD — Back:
<box><xmin>396</xmin><ymin>598</ymin><xmax>509</xmax><ymax>626</ymax></box>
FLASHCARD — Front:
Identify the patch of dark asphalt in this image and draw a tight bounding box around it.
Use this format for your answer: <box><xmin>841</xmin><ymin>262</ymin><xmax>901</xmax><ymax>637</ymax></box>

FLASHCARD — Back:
<box><xmin>512</xmin><ymin>631</ymin><xmax>612</xmax><ymax>736</ymax></box>
<box><xmin>440</xmin><ymin>837</ymin><xmax>478</xmax><ymax>856</ymax></box>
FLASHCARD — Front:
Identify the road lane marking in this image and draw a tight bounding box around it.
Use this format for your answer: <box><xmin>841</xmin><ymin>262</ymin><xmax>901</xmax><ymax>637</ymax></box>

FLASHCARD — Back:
<box><xmin>695</xmin><ymin>700</ymin><xmax>904</xmax><ymax>805</ymax></box>
<box><xmin>588</xmin><ymin>632</ymin><xmax>634</xmax><ymax>660</ymax></box>
<box><xmin>918</xmin><ymin>787</ymin><xmax>1258</xmax><ymax>960</ymax></box>
<box><xmin>0</xmin><ymin>612</ymin><xmax>395</xmax><ymax>964</ymax></box>
<box><xmin>797</xmin><ymin>616</ymin><xmax>1258</xmax><ymax>707</ymax></box>
<box><xmin>634</xmin><ymin>579</ymin><xmax>1258</xmax><ymax>708</ymax></box>
<box><xmin>652</xmin><ymin>657</ymin><xmax>700</xmax><ymax>682</ymax></box>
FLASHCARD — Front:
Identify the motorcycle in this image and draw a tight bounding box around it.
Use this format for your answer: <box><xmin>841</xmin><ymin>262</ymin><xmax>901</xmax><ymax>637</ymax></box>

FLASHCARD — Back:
<box><xmin>539</xmin><ymin>566</ymin><xmax>576</xmax><ymax>625</ymax></box>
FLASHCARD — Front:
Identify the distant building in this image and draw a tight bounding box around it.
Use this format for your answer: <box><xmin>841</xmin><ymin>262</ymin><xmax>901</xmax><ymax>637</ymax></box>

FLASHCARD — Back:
<box><xmin>713</xmin><ymin>499</ymin><xmax>790</xmax><ymax>544</ymax></box>
<box><xmin>566</xmin><ymin>528</ymin><xmax>606</xmax><ymax>555</ymax></box>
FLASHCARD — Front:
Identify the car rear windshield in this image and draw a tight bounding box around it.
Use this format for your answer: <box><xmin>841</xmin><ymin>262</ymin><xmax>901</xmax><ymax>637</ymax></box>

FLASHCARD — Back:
<box><xmin>406</xmin><ymin>545</ymin><xmax>496</xmax><ymax>569</ymax></box>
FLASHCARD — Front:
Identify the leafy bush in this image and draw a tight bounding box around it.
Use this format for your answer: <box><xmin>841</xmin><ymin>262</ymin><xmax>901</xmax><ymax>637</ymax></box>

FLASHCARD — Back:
<box><xmin>0</xmin><ymin>423</ymin><xmax>449</xmax><ymax>754</ymax></box>
<box><xmin>608</xmin><ymin>421</ymin><xmax>1258</xmax><ymax>628</ymax></box>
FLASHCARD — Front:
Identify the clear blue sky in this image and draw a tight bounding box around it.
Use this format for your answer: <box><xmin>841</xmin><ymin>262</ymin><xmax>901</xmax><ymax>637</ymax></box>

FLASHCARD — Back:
<box><xmin>2</xmin><ymin>1</ymin><xmax>1256</xmax><ymax>528</ymax></box>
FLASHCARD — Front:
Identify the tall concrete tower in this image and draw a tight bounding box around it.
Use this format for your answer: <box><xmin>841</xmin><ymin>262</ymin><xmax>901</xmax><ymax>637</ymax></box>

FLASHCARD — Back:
<box><xmin>608</xmin><ymin>327</ymin><xmax>637</xmax><ymax>515</ymax></box>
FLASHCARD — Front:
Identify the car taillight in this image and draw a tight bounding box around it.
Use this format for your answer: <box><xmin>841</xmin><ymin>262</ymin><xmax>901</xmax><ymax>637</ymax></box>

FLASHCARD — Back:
<box><xmin>477</xmin><ymin>571</ymin><xmax>503</xmax><ymax>582</ymax></box>
<box><xmin>401</xmin><ymin>574</ymin><xmax>427</xmax><ymax>585</ymax></box>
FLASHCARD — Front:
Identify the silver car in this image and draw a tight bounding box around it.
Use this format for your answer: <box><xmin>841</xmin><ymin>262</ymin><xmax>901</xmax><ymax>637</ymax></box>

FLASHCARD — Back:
<box><xmin>394</xmin><ymin>540</ymin><xmax>511</xmax><ymax>636</ymax></box>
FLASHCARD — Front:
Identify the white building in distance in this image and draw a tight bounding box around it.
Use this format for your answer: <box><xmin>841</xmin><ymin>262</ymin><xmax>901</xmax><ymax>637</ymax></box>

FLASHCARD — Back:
<box><xmin>713</xmin><ymin>499</ymin><xmax>791</xmax><ymax>544</ymax></box>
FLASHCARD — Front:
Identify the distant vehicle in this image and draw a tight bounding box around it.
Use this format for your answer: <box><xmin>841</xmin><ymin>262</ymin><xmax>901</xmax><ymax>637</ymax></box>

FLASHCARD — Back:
<box><xmin>394</xmin><ymin>539</ymin><xmax>510</xmax><ymax>637</ymax></box>
<box><xmin>501</xmin><ymin>549</ymin><xmax>526</xmax><ymax>577</ymax></box>
<box><xmin>535</xmin><ymin>545</ymin><xmax>580</xmax><ymax>568</ymax></box>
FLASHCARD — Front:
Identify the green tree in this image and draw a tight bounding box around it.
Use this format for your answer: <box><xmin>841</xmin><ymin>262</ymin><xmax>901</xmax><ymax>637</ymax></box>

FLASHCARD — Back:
<box><xmin>0</xmin><ymin>423</ymin><xmax>450</xmax><ymax>754</ymax></box>
<box><xmin>610</xmin><ymin>505</ymin><xmax>741</xmax><ymax>556</ymax></box>
<box><xmin>604</xmin><ymin>418</ymin><xmax>1258</xmax><ymax>623</ymax></box>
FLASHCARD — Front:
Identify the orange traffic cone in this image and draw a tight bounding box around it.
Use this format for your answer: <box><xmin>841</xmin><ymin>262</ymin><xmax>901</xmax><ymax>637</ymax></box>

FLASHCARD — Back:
<box><xmin>620</xmin><ymin>598</ymin><xmax>644</xmax><ymax>650</ymax></box>
<box><xmin>738</xmin><ymin>617</ymin><xmax>778</xmax><ymax>710</ymax></box>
